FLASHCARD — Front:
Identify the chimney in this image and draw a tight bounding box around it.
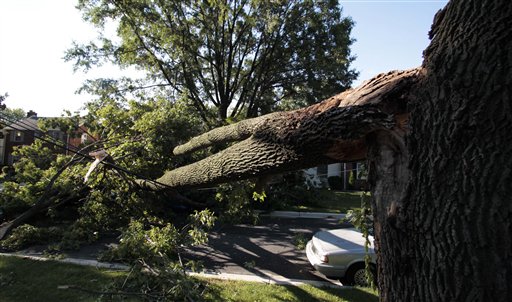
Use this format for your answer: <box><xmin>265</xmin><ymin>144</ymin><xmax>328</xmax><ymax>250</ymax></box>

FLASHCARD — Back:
<box><xmin>26</xmin><ymin>110</ymin><xmax>37</xmax><ymax>118</ymax></box>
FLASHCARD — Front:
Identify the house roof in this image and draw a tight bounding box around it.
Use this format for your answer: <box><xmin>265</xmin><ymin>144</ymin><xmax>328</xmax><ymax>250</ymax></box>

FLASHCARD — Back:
<box><xmin>2</xmin><ymin>116</ymin><xmax>40</xmax><ymax>131</ymax></box>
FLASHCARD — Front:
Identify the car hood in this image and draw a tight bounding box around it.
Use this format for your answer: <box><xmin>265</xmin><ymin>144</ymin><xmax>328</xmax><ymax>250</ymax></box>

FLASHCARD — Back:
<box><xmin>312</xmin><ymin>228</ymin><xmax>374</xmax><ymax>255</ymax></box>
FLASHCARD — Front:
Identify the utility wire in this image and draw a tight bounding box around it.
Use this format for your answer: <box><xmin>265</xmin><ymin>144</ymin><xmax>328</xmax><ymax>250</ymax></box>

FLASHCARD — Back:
<box><xmin>1</xmin><ymin>114</ymin><xmax>147</xmax><ymax>157</ymax></box>
<box><xmin>0</xmin><ymin>113</ymin><xmax>143</xmax><ymax>154</ymax></box>
<box><xmin>0</xmin><ymin>114</ymin><xmax>72</xmax><ymax>151</ymax></box>
<box><xmin>0</xmin><ymin>112</ymin><xmax>174</xmax><ymax>189</ymax></box>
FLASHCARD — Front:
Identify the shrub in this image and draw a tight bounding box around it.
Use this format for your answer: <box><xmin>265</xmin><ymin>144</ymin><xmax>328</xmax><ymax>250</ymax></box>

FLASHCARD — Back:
<box><xmin>214</xmin><ymin>181</ymin><xmax>260</xmax><ymax>224</ymax></box>
<box><xmin>265</xmin><ymin>171</ymin><xmax>322</xmax><ymax>210</ymax></box>
<box><xmin>0</xmin><ymin>224</ymin><xmax>63</xmax><ymax>251</ymax></box>
<box><xmin>348</xmin><ymin>171</ymin><xmax>356</xmax><ymax>189</ymax></box>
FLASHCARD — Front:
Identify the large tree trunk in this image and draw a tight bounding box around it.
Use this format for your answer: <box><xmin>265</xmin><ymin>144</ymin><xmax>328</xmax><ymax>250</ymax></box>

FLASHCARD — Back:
<box><xmin>370</xmin><ymin>1</ymin><xmax>512</xmax><ymax>301</ymax></box>
<box><xmin>140</xmin><ymin>0</ymin><xmax>511</xmax><ymax>300</ymax></box>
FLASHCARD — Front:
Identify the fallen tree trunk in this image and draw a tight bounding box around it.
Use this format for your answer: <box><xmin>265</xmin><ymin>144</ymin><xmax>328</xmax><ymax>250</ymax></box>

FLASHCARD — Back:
<box><xmin>139</xmin><ymin>68</ymin><xmax>420</xmax><ymax>190</ymax></box>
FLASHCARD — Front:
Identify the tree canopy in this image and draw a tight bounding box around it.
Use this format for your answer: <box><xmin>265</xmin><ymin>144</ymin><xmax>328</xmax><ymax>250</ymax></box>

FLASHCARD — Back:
<box><xmin>0</xmin><ymin>94</ymin><xmax>25</xmax><ymax>123</ymax></box>
<box><xmin>66</xmin><ymin>0</ymin><xmax>357</xmax><ymax>126</ymax></box>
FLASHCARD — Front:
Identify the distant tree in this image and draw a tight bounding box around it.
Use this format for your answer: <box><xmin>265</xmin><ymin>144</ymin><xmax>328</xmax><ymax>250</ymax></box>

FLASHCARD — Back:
<box><xmin>0</xmin><ymin>93</ymin><xmax>6</xmax><ymax>110</ymax></box>
<box><xmin>1</xmin><ymin>108</ymin><xmax>25</xmax><ymax>123</ymax></box>
<box><xmin>0</xmin><ymin>93</ymin><xmax>25</xmax><ymax>123</ymax></box>
<box><xmin>66</xmin><ymin>0</ymin><xmax>357</xmax><ymax>126</ymax></box>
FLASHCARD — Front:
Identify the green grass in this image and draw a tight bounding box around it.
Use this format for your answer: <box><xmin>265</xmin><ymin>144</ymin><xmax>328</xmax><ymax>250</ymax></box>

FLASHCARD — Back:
<box><xmin>204</xmin><ymin>279</ymin><xmax>378</xmax><ymax>302</ymax></box>
<box><xmin>0</xmin><ymin>255</ymin><xmax>126</xmax><ymax>302</ymax></box>
<box><xmin>287</xmin><ymin>190</ymin><xmax>369</xmax><ymax>213</ymax></box>
<box><xmin>0</xmin><ymin>256</ymin><xmax>378</xmax><ymax>302</ymax></box>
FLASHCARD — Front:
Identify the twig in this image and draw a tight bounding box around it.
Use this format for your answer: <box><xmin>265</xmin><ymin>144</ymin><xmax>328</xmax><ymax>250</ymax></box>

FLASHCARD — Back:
<box><xmin>58</xmin><ymin>284</ymin><xmax>162</xmax><ymax>299</ymax></box>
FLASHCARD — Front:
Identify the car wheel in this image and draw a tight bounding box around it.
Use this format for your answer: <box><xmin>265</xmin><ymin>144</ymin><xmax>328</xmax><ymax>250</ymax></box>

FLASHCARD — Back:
<box><xmin>342</xmin><ymin>263</ymin><xmax>375</xmax><ymax>287</ymax></box>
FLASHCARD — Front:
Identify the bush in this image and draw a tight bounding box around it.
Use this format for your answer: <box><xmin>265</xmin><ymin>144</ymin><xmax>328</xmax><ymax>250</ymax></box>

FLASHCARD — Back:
<box><xmin>348</xmin><ymin>171</ymin><xmax>356</xmax><ymax>189</ymax></box>
<box><xmin>0</xmin><ymin>224</ymin><xmax>63</xmax><ymax>251</ymax></box>
<box><xmin>265</xmin><ymin>171</ymin><xmax>322</xmax><ymax>210</ymax></box>
<box><xmin>214</xmin><ymin>181</ymin><xmax>260</xmax><ymax>224</ymax></box>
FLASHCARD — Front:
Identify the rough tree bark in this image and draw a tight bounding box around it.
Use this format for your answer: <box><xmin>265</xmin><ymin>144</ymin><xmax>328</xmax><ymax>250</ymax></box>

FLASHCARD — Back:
<box><xmin>140</xmin><ymin>0</ymin><xmax>511</xmax><ymax>301</ymax></box>
<box><xmin>138</xmin><ymin>69</ymin><xmax>418</xmax><ymax>190</ymax></box>
<box><xmin>372</xmin><ymin>1</ymin><xmax>512</xmax><ymax>301</ymax></box>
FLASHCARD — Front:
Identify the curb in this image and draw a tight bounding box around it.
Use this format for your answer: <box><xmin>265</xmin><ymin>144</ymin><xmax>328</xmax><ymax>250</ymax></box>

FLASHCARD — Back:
<box><xmin>0</xmin><ymin>252</ymin><xmax>129</xmax><ymax>270</ymax></box>
<box><xmin>265</xmin><ymin>211</ymin><xmax>346</xmax><ymax>219</ymax></box>
<box><xmin>188</xmin><ymin>271</ymin><xmax>343</xmax><ymax>288</ymax></box>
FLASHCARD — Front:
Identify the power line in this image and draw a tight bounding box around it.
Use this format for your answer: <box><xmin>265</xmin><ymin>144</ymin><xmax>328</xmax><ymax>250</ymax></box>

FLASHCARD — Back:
<box><xmin>0</xmin><ymin>114</ymin><xmax>71</xmax><ymax>151</ymax></box>
<box><xmin>0</xmin><ymin>112</ymin><xmax>174</xmax><ymax>190</ymax></box>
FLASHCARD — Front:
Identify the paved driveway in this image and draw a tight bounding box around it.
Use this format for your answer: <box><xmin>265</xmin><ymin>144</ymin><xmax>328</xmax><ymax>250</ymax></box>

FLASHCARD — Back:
<box><xmin>184</xmin><ymin>216</ymin><xmax>350</xmax><ymax>282</ymax></box>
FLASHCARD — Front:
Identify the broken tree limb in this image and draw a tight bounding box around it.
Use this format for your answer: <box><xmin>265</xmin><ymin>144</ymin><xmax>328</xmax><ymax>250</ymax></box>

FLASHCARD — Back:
<box><xmin>173</xmin><ymin>112</ymin><xmax>282</xmax><ymax>156</ymax></box>
<box><xmin>139</xmin><ymin>105</ymin><xmax>397</xmax><ymax>190</ymax></box>
<box><xmin>173</xmin><ymin>68</ymin><xmax>421</xmax><ymax>157</ymax></box>
<box><xmin>138</xmin><ymin>68</ymin><xmax>421</xmax><ymax>191</ymax></box>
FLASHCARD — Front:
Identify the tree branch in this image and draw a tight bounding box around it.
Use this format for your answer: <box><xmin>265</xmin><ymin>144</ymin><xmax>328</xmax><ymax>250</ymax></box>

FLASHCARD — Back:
<box><xmin>173</xmin><ymin>112</ymin><xmax>281</xmax><ymax>155</ymax></box>
<box><xmin>139</xmin><ymin>68</ymin><xmax>421</xmax><ymax>190</ymax></box>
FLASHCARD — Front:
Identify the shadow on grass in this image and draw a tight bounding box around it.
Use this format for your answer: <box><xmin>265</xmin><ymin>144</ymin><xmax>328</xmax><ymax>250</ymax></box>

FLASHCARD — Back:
<box><xmin>203</xmin><ymin>279</ymin><xmax>378</xmax><ymax>302</ymax></box>
<box><xmin>0</xmin><ymin>255</ymin><xmax>124</xmax><ymax>302</ymax></box>
<box><xmin>283</xmin><ymin>284</ymin><xmax>378</xmax><ymax>302</ymax></box>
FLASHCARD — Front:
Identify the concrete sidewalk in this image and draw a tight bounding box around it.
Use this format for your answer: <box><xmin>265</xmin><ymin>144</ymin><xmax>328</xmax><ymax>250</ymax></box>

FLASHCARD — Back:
<box><xmin>264</xmin><ymin>211</ymin><xmax>346</xmax><ymax>219</ymax></box>
<box><xmin>0</xmin><ymin>252</ymin><xmax>342</xmax><ymax>288</ymax></box>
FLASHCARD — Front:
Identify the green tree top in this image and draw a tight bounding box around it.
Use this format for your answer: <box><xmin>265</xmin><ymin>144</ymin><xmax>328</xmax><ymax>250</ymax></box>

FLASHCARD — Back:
<box><xmin>67</xmin><ymin>0</ymin><xmax>358</xmax><ymax>126</ymax></box>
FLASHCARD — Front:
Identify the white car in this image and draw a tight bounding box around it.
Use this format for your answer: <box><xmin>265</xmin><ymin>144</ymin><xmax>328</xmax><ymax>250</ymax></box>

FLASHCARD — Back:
<box><xmin>306</xmin><ymin>228</ymin><xmax>376</xmax><ymax>286</ymax></box>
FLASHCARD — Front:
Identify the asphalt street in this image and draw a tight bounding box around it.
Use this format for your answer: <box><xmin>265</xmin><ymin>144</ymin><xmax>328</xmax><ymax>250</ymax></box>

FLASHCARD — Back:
<box><xmin>12</xmin><ymin>214</ymin><xmax>349</xmax><ymax>285</ymax></box>
<box><xmin>183</xmin><ymin>216</ymin><xmax>350</xmax><ymax>283</ymax></box>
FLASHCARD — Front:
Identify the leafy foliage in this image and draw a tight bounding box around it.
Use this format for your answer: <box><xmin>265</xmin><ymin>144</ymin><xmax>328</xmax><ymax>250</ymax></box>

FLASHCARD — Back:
<box><xmin>292</xmin><ymin>232</ymin><xmax>308</xmax><ymax>250</ymax></box>
<box><xmin>0</xmin><ymin>94</ymin><xmax>206</xmax><ymax>245</ymax></box>
<box><xmin>82</xmin><ymin>97</ymin><xmax>204</xmax><ymax>178</ymax></box>
<box><xmin>97</xmin><ymin>210</ymin><xmax>215</xmax><ymax>301</ymax></box>
<box><xmin>0</xmin><ymin>97</ymin><xmax>220</xmax><ymax>300</ymax></box>
<box><xmin>101</xmin><ymin>209</ymin><xmax>215</xmax><ymax>264</ymax></box>
<box><xmin>0</xmin><ymin>224</ymin><xmax>63</xmax><ymax>251</ymax></box>
<box><xmin>343</xmin><ymin>191</ymin><xmax>375</xmax><ymax>288</ymax></box>
<box><xmin>214</xmin><ymin>181</ymin><xmax>261</xmax><ymax>224</ymax></box>
<box><xmin>67</xmin><ymin>0</ymin><xmax>357</xmax><ymax>125</ymax></box>
<box><xmin>1</xmin><ymin>108</ymin><xmax>25</xmax><ymax>123</ymax></box>
<box><xmin>0</xmin><ymin>142</ymin><xmax>87</xmax><ymax>221</ymax></box>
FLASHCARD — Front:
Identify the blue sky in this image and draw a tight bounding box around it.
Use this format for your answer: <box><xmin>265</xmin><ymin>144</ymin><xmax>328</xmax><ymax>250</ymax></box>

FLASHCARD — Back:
<box><xmin>342</xmin><ymin>0</ymin><xmax>447</xmax><ymax>84</ymax></box>
<box><xmin>0</xmin><ymin>0</ymin><xmax>447</xmax><ymax>117</ymax></box>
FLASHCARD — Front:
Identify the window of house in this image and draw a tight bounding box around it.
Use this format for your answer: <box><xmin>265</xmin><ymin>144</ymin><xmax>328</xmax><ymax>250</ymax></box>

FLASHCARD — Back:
<box><xmin>11</xmin><ymin>131</ymin><xmax>24</xmax><ymax>142</ymax></box>
<box><xmin>356</xmin><ymin>162</ymin><xmax>368</xmax><ymax>180</ymax></box>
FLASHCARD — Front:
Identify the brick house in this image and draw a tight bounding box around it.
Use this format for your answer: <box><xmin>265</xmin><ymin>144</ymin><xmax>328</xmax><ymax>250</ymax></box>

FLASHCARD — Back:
<box><xmin>0</xmin><ymin>113</ymin><xmax>94</xmax><ymax>167</ymax></box>
<box><xmin>0</xmin><ymin>115</ymin><xmax>41</xmax><ymax>166</ymax></box>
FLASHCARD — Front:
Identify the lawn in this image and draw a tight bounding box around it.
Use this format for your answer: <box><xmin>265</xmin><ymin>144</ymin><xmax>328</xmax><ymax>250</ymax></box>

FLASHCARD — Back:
<box><xmin>0</xmin><ymin>255</ymin><xmax>126</xmax><ymax>302</ymax></box>
<box><xmin>205</xmin><ymin>279</ymin><xmax>378</xmax><ymax>302</ymax></box>
<box><xmin>0</xmin><ymin>255</ymin><xmax>378</xmax><ymax>302</ymax></box>
<box><xmin>286</xmin><ymin>190</ymin><xmax>370</xmax><ymax>213</ymax></box>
